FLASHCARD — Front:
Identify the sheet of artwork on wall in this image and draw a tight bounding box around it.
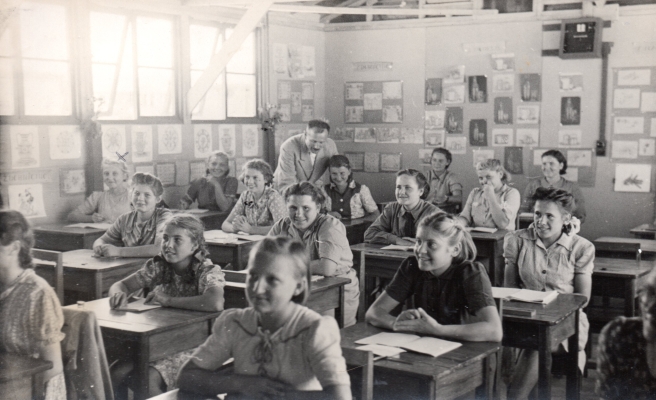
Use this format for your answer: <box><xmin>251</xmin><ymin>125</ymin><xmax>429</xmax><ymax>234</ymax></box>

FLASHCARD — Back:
<box><xmin>345</xmin><ymin>81</ymin><xmax>403</xmax><ymax>124</ymax></box>
<box><xmin>59</xmin><ymin>168</ymin><xmax>86</xmax><ymax>196</ymax></box>
<box><xmin>131</xmin><ymin>125</ymin><xmax>153</xmax><ymax>163</ymax></box>
<box><xmin>278</xmin><ymin>80</ymin><xmax>315</xmax><ymax>123</ymax></box>
<box><xmin>101</xmin><ymin>125</ymin><xmax>127</xmax><ymax>160</ymax></box>
<box><xmin>157</xmin><ymin>125</ymin><xmax>182</xmax><ymax>155</ymax></box>
<box><xmin>8</xmin><ymin>183</ymin><xmax>46</xmax><ymax>218</ymax></box>
<box><xmin>380</xmin><ymin>153</ymin><xmax>402</xmax><ymax>172</ymax></box>
<box><xmin>614</xmin><ymin>163</ymin><xmax>651</xmax><ymax>192</ymax></box>
<box><xmin>345</xmin><ymin>152</ymin><xmax>365</xmax><ymax>171</ymax></box>
<box><xmin>194</xmin><ymin>125</ymin><xmax>213</xmax><ymax>159</ymax></box>
<box><xmin>49</xmin><ymin>126</ymin><xmax>81</xmax><ymax>160</ymax></box>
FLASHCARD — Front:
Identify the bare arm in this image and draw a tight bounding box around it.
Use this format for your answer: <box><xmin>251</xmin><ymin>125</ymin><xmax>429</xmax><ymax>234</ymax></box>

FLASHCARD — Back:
<box><xmin>365</xmin><ymin>291</ymin><xmax>402</xmax><ymax>330</ymax></box>
<box><xmin>210</xmin><ymin>179</ymin><xmax>235</xmax><ymax>212</ymax></box>
<box><xmin>310</xmin><ymin>258</ymin><xmax>338</xmax><ymax>277</ymax></box>
<box><xmin>574</xmin><ymin>273</ymin><xmax>592</xmax><ymax>308</ymax></box>
<box><xmin>108</xmin><ymin>274</ymin><xmax>144</xmax><ymax>308</ymax></box>
<box><xmin>39</xmin><ymin>341</ymin><xmax>64</xmax><ymax>382</ymax></box>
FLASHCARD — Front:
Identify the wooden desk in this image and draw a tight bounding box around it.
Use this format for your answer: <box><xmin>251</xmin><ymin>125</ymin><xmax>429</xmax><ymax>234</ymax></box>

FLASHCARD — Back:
<box><xmin>595</xmin><ymin>236</ymin><xmax>656</xmax><ymax>255</ymax></box>
<box><xmin>592</xmin><ymin>257</ymin><xmax>654</xmax><ymax>317</ymax></box>
<box><xmin>501</xmin><ymin>293</ymin><xmax>587</xmax><ymax>400</ymax></box>
<box><xmin>630</xmin><ymin>224</ymin><xmax>656</xmax><ymax>239</ymax></box>
<box><xmin>66</xmin><ymin>298</ymin><xmax>221</xmax><ymax>400</ymax></box>
<box><xmin>342</xmin><ymin>215</ymin><xmax>376</xmax><ymax>245</ymax></box>
<box><xmin>0</xmin><ymin>353</ymin><xmax>52</xmax><ymax>400</ymax></box>
<box><xmin>223</xmin><ymin>275</ymin><xmax>350</xmax><ymax>328</ymax></box>
<box><xmin>206</xmin><ymin>239</ymin><xmax>258</xmax><ymax>271</ymax></box>
<box><xmin>175</xmin><ymin>210</ymin><xmax>230</xmax><ymax>230</ymax></box>
<box><xmin>62</xmin><ymin>249</ymin><xmax>146</xmax><ymax>302</ymax></box>
<box><xmin>33</xmin><ymin>223</ymin><xmax>106</xmax><ymax>251</ymax></box>
<box><xmin>468</xmin><ymin>229</ymin><xmax>508</xmax><ymax>286</ymax></box>
<box><xmin>340</xmin><ymin>323</ymin><xmax>500</xmax><ymax>400</ymax></box>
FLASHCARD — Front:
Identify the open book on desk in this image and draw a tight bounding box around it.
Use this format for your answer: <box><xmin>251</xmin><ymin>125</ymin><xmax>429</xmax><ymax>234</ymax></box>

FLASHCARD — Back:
<box><xmin>380</xmin><ymin>244</ymin><xmax>414</xmax><ymax>251</ymax></box>
<box><xmin>356</xmin><ymin>332</ymin><xmax>461</xmax><ymax>358</ymax></box>
<box><xmin>114</xmin><ymin>297</ymin><xmax>161</xmax><ymax>313</ymax></box>
<box><xmin>492</xmin><ymin>287</ymin><xmax>558</xmax><ymax>304</ymax></box>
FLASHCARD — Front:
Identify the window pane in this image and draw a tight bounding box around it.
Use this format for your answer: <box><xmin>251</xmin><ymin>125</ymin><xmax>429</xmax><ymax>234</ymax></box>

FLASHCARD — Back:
<box><xmin>93</xmin><ymin>64</ymin><xmax>137</xmax><ymax>120</ymax></box>
<box><xmin>90</xmin><ymin>12</ymin><xmax>127</xmax><ymax>63</ymax></box>
<box><xmin>227</xmin><ymin>73</ymin><xmax>256</xmax><ymax>117</ymax></box>
<box><xmin>0</xmin><ymin>22</ymin><xmax>14</xmax><ymax>57</ymax></box>
<box><xmin>22</xmin><ymin>59</ymin><xmax>71</xmax><ymax>115</ymax></box>
<box><xmin>0</xmin><ymin>58</ymin><xmax>15</xmax><ymax>115</ymax></box>
<box><xmin>138</xmin><ymin>67</ymin><xmax>175</xmax><ymax>116</ymax></box>
<box><xmin>226</xmin><ymin>32</ymin><xmax>255</xmax><ymax>74</ymax></box>
<box><xmin>191</xmin><ymin>70</ymin><xmax>225</xmax><ymax>120</ymax></box>
<box><xmin>20</xmin><ymin>2</ymin><xmax>68</xmax><ymax>60</ymax></box>
<box><xmin>137</xmin><ymin>17</ymin><xmax>173</xmax><ymax>68</ymax></box>
<box><xmin>190</xmin><ymin>24</ymin><xmax>222</xmax><ymax>70</ymax></box>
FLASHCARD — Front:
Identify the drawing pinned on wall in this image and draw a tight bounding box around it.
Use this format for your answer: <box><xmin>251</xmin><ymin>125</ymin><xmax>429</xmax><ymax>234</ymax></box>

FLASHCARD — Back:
<box><xmin>218</xmin><ymin>125</ymin><xmax>236</xmax><ymax>157</ymax></box>
<box><xmin>242</xmin><ymin>124</ymin><xmax>260</xmax><ymax>157</ymax></box>
<box><xmin>156</xmin><ymin>163</ymin><xmax>176</xmax><ymax>186</ymax></box>
<box><xmin>492</xmin><ymin>129</ymin><xmax>513</xmax><ymax>147</ymax></box>
<box><xmin>418</xmin><ymin>149</ymin><xmax>433</xmax><ymax>164</ymax></box>
<box><xmin>558</xmin><ymin>130</ymin><xmax>582</xmax><ymax>148</ymax></box>
<box><xmin>559</xmin><ymin>73</ymin><xmax>583</xmax><ymax>92</ymax></box>
<box><xmin>364</xmin><ymin>152</ymin><xmax>380</xmax><ymax>173</ymax></box>
<box><xmin>131</xmin><ymin>125</ymin><xmax>153</xmax><ymax>163</ymax></box>
<box><xmin>444</xmin><ymin>65</ymin><xmax>465</xmax><ymax>84</ymax></box>
<box><xmin>331</xmin><ymin>127</ymin><xmax>355</xmax><ymax>142</ymax></box>
<box><xmin>157</xmin><ymin>125</ymin><xmax>182</xmax><ymax>155</ymax></box>
<box><xmin>49</xmin><ymin>125</ymin><xmax>81</xmax><ymax>160</ymax></box>
<box><xmin>613</xmin><ymin>88</ymin><xmax>641</xmax><ymax>109</ymax></box>
<box><xmin>59</xmin><ymin>169</ymin><xmax>86</xmax><ymax>196</ymax></box>
<box><xmin>611</xmin><ymin>140</ymin><xmax>639</xmax><ymax>159</ymax></box>
<box><xmin>364</xmin><ymin>93</ymin><xmax>383</xmax><ymax>110</ymax></box>
<box><xmin>614</xmin><ymin>116</ymin><xmax>645</xmax><ymax>134</ymax></box>
<box><xmin>445</xmin><ymin>107</ymin><xmax>463</xmax><ymax>134</ymax></box>
<box><xmin>300</xmin><ymin>45</ymin><xmax>315</xmax><ymax>77</ymax></box>
<box><xmin>8</xmin><ymin>184</ymin><xmax>46</xmax><ymax>218</ymax></box>
<box><xmin>135</xmin><ymin>165</ymin><xmax>155</xmax><ymax>175</ymax></box>
<box><xmin>443</xmin><ymin>84</ymin><xmax>465</xmax><ymax>104</ymax></box>
<box><xmin>641</xmin><ymin>92</ymin><xmax>656</xmax><ymax>113</ymax></box>
<box><xmin>567</xmin><ymin>150</ymin><xmax>592</xmax><ymax>167</ymax></box>
<box><xmin>279</xmin><ymin>104</ymin><xmax>291</xmax><ymax>122</ymax></box>
<box><xmin>494</xmin><ymin>97</ymin><xmax>513</xmax><ymax>125</ymax></box>
<box><xmin>344</xmin><ymin>152</ymin><xmax>365</xmax><ymax>171</ymax></box>
<box><xmin>469</xmin><ymin>119</ymin><xmax>488</xmax><ymax>147</ymax></box>
<box><xmin>472</xmin><ymin>149</ymin><xmax>495</xmax><ymax>167</ymax></box>
<box><xmin>380</xmin><ymin>153</ymin><xmax>402</xmax><ymax>172</ymax></box>
<box><xmin>425</xmin><ymin>78</ymin><xmax>442</xmax><ymax>105</ymax></box>
<box><xmin>468</xmin><ymin>76</ymin><xmax>487</xmax><ymax>103</ymax></box>
<box><xmin>354</xmin><ymin>127</ymin><xmax>376</xmax><ymax>143</ymax></box>
<box><xmin>445</xmin><ymin>136</ymin><xmax>467</xmax><ymax>154</ymax></box>
<box><xmin>563</xmin><ymin>168</ymin><xmax>578</xmax><ymax>182</ymax></box>
<box><xmin>561</xmin><ymin>97</ymin><xmax>580</xmax><ymax>125</ymax></box>
<box><xmin>287</xmin><ymin>43</ymin><xmax>303</xmax><ymax>79</ymax></box>
<box><xmin>517</xmin><ymin>105</ymin><xmax>540</xmax><ymax>124</ymax></box>
<box><xmin>516</xmin><ymin>129</ymin><xmax>539</xmax><ymax>147</ymax></box>
<box><xmin>425</xmin><ymin>130</ymin><xmax>445</xmax><ymax>147</ymax></box>
<box><xmin>639</xmin><ymin>138</ymin><xmax>656</xmax><ymax>156</ymax></box>
<box><xmin>376</xmin><ymin>128</ymin><xmax>400</xmax><ymax>143</ymax></box>
<box><xmin>272</xmin><ymin>43</ymin><xmax>288</xmax><ymax>74</ymax></box>
<box><xmin>189</xmin><ymin>161</ymin><xmax>206</xmax><ymax>181</ymax></box>
<box><xmin>278</xmin><ymin>81</ymin><xmax>291</xmax><ymax>100</ymax></box>
<box><xmin>425</xmin><ymin>110</ymin><xmax>445</xmax><ymax>129</ymax></box>
<box><xmin>382</xmin><ymin>105</ymin><xmax>403</xmax><ymax>123</ymax></box>
<box><xmin>504</xmin><ymin>147</ymin><xmax>523</xmax><ymax>175</ymax></box>
<box><xmin>492</xmin><ymin>74</ymin><xmax>514</xmax><ymax>93</ymax></box>
<box><xmin>101</xmin><ymin>125</ymin><xmax>126</xmax><ymax>159</ymax></box>
<box><xmin>400</xmin><ymin>128</ymin><xmax>424</xmax><ymax>144</ymax></box>
<box><xmin>194</xmin><ymin>124</ymin><xmax>213</xmax><ymax>159</ymax></box>
<box><xmin>345</xmin><ymin>83</ymin><xmax>364</xmax><ymax>100</ymax></box>
<box><xmin>491</xmin><ymin>53</ymin><xmax>514</xmax><ymax>71</ymax></box>
<box><xmin>617</xmin><ymin>69</ymin><xmax>651</xmax><ymax>86</ymax></box>
<box><xmin>345</xmin><ymin>106</ymin><xmax>364</xmax><ymax>123</ymax></box>
<box><xmin>614</xmin><ymin>163</ymin><xmax>651</xmax><ymax>192</ymax></box>
<box><xmin>519</xmin><ymin>73</ymin><xmax>541</xmax><ymax>102</ymax></box>
<box><xmin>382</xmin><ymin>81</ymin><xmax>403</xmax><ymax>99</ymax></box>
<box><xmin>291</xmin><ymin>92</ymin><xmax>302</xmax><ymax>114</ymax></box>
<box><xmin>300</xmin><ymin>82</ymin><xmax>314</xmax><ymax>101</ymax></box>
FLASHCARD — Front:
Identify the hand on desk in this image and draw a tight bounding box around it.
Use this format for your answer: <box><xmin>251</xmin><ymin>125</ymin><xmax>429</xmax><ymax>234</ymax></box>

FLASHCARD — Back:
<box><xmin>145</xmin><ymin>291</ymin><xmax>170</xmax><ymax>307</ymax></box>
<box><xmin>232</xmin><ymin>216</ymin><xmax>252</xmax><ymax>234</ymax></box>
<box><xmin>109</xmin><ymin>292</ymin><xmax>128</xmax><ymax>309</ymax></box>
<box><xmin>94</xmin><ymin>244</ymin><xmax>121</xmax><ymax>257</ymax></box>
<box><xmin>393</xmin><ymin>307</ymin><xmax>440</xmax><ymax>335</ymax></box>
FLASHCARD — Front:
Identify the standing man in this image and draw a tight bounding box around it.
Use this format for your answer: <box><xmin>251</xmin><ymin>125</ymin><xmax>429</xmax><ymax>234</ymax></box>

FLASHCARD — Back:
<box><xmin>273</xmin><ymin>119</ymin><xmax>338</xmax><ymax>191</ymax></box>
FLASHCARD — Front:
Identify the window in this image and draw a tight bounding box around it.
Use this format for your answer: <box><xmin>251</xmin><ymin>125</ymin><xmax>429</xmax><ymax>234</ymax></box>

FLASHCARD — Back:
<box><xmin>0</xmin><ymin>1</ymin><xmax>73</xmax><ymax>117</ymax></box>
<box><xmin>190</xmin><ymin>22</ymin><xmax>257</xmax><ymax>120</ymax></box>
<box><xmin>90</xmin><ymin>11</ymin><xmax>176</xmax><ymax>120</ymax></box>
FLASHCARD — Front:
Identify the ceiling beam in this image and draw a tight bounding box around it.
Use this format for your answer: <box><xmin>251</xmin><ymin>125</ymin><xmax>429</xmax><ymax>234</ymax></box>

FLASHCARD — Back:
<box><xmin>183</xmin><ymin>0</ymin><xmax>316</xmax><ymax>5</ymax></box>
<box><xmin>320</xmin><ymin>0</ymin><xmax>366</xmax><ymax>23</ymax></box>
<box><xmin>187</xmin><ymin>0</ymin><xmax>274</xmax><ymax>114</ymax></box>
<box><xmin>220</xmin><ymin>3</ymin><xmax>497</xmax><ymax>15</ymax></box>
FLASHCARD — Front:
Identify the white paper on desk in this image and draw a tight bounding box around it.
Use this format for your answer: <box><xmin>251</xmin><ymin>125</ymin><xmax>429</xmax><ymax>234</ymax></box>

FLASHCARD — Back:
<box><xmin>507</xmin><ymin>289</ymin><xmax>558</xmax><ymax>304</ymax></box>
<box><xmin>65</xmin><ymin>223</ymin><xmax>113</xmax><ymax>230</ymax></box>
<box><xmin>235</xmin><ymin>232</ymin><xmax>266</xmax><ymax>242</ymax></box>
<box><xmin>381</xmin><ymin>244</ymin><xmax>414</xmax><ymax>251</ymax></box>
<box><xmin>356</xmin><ymin>332</ymin><xmax>420</xmax><ymax>347</ymax></box>
<box><xmin>185</xmin><ymin>209</ymin><xmax>209</xmax><ymax>214</ymax></box>
<box><xmin>204</xmin><ymin>230</ymin><xmax>238</xmax><ymax>243</ymax></box>
<box><xmin>311</xmin><ymin>275</ymin><xmax>324</xmax><ymax>282</ymax></box>
<box><xmin>357</xmin><ymin>344</ymin><xmax>406</xmax><ymax>358</ymax></box>
<box><xmin>467</xmin><ymin>227</ymin><xmax>498</xmax><ymax>233</ymax></box>
<box><xmin>491</xmin><ymin>287</ymin><xmax>521</xmax><ymax>299</ymax></box>
<box><xmin>115</xmin><ymin>298</ymin><xmax>162</xmax><ymax>313</ymax></box>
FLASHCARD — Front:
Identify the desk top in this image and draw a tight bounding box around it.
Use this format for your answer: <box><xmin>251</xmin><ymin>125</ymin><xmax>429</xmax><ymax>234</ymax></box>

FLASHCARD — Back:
<box><xmin>501</xmin><ymin>293</ymin><xmax>587</xmax><ymax>326</ymax></box>
<box><xmin>0</xmin><ymin>353</ymin><xmax>53</xmax><ymax>383</ymax></box>
<box><xmin>205</xmin><ymin>239</ymin><xmax>258</xmax><ymax>249</ymax></box>
<box><xmin>65</xmin><ymin>298</ymin><xmax>221</xmax><ymax>335</ymax></box>
<box><xmin>595</xmin><ymin>237</ymin><xmax>656</xmax><ymax>253</ymax></box>
<box><xmin>33</xmin><ymin>222</ymin><xmax>107</xmax><ymax>235</ymax></box>
<box><xmin>340</xmin><ymin>322</ymin><xmax>500</xmax><ymax>379</ymax></box>
<box><xmin>225</xmin><ymin>276</ymin><xmax>350</xmax><ymax>292</ymax></box>
<box><xmin>594</xmin><ymin>257</ymin><xmax>655</xmax><ymax>278</ymax></box>
<box><xmin>631</xmin><ymin>224</ymin><xmax>656</xmax><ymax>234</ymax></box>
<box><xmin>468</xmin><ymin>229</ymin><xmax>509</xmax><ymax>240</ymax></box>
<box><xmin>62</xmin><ymin>249</ymin><xmax>147</xmax><ymax>271</ymax></box>
<box><xmin>350</xmin><ymin>243</ymin><xmax>411</xmax><ymax>260</ymax></box>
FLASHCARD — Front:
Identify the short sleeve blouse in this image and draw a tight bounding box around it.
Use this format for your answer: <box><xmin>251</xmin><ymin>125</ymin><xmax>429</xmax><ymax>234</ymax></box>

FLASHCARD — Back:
<box><xmin>100</xmin><ymin>208</ymin><xmax>172</xmax><ymax>247</ymax></box>
<box><xmin>226</xmin><ymin>187</ymin><xmax>286</xmax><ymax>227</ymax></box>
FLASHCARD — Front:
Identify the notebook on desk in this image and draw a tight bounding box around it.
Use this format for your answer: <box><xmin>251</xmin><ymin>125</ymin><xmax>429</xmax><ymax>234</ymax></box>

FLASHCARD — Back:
<box><xmin>494</xmin><ymin>288</ymin><xmax>558</xmax><ymax>305</ymax></box>
<box><xmin>114</xmin><ymin>298</ymin><xmax>161</xmax><ymax>313</ymax></box>
<box><xmin>466</xmin><ymin>227</ymin><xmax>498</xmax><ymax>234</ymax></box>
<box><xmin>381</xmin><ymin>244</ymin><xmax>414</xmax><ymax>251</ymax></box>
<box><xmin>356</xmin><ymin>332</ymin><xmax>461</xmax><ymax>358</ymax></box>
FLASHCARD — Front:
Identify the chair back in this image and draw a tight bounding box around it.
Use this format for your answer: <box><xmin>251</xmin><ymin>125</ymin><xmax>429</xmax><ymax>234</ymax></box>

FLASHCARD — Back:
<box><xmin>341</xmin><ymin>347</ymin><xmax>373</xmax><ymax>400</ymax></box>
<box><xmin>595</xmin><ymin>241</ymin><xmax>641</xmax><ymax>262</ymax></box>
<box><xmin>33</xmin><ymin>249</ymin><xmax>64</xmax><ymax>304</ymax></box>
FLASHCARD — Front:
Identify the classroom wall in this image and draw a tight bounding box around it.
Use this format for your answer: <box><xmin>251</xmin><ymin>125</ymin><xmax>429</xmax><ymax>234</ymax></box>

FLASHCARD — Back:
<box><xmin>324</xmin><ymin>13</ymin><xmax>656</xmax><ymax>240</ymax></box>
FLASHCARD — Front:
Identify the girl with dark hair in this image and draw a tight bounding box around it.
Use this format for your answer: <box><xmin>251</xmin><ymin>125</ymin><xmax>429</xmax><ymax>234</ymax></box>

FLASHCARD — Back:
<box><xmin>222</xmin><ymin>159</ymin><xmax>286</xmax><ymax>235</ymax></box>
<box><xmin>322</xmin><ymin>155</ymin><xmax>379</xmax><ymax>220</ymax></box>
<box><xmin>521</xmin><ymin>149</ymin><xmax>587</xmax><ymax>222</ymax></box>
<box><xmin>178</xmin><ymin>236</ymin><xmax>351</xmax><ymax>400</ymax></box>
<box><xmin>366</xmin><ymin>211</ymin><xmax>501</xmax><ymax>341</ymax></box>
<box><xmin>108</xmin><ymin>213</ymin><xmax>225</xmax><ymax>397</ymax></box>
<box><xmin>93</xmin><ymin>172</ymin><xmax>172</xmax><ymax>258</ymax></box>
<box><xmin>425</xmin><ymin>148</ymin><xmax>463</xmax><ymax>210</ymax></box>
<box><xmin>268</xmin><ymin>182</ymin><xmax>359</xmax><ymax>327</ymax></box>
<box><xmin>0</xmin><ymin>210</ymin><xmax>66</xmax><ymax>399</ymax></box>
<box><xmin>364</xmin><ymin>169</ymin><xmax>440</xmax><ymax>245</ymax></box>
<box><xmin>180</xmin><ymin>151</ymin><xmax>238</xmax><ymax>212</ymax></box>
<box><xmin>504</xmin><ymin>187</ymin><xmax>594</xmax><ymax>399</ymax></box>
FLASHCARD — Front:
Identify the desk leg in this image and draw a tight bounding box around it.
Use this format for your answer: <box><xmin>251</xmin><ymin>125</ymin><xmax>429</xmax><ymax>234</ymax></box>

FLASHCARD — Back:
<box><xmin>358</xmin><ymin>252</ymin><xmax>366</xmax><ymax>323</ymax></box>
<box><xmin>336</xmin><ymin>284</ymin><xmax>345</xmax><ymax>328</ymax></box>
<box><xmin>475</xmin><ymin>351</ymin><xmax>496</xmax><ymax>400</ymax></box>
<box><xmin>566</xmin><ymin>312</ymin><xmax>581</xmax><ymax>400</ymax></box>
<box><xmin>94</xmin><ymin>272</ymin><xmax>103</xmax><ymax>300</ymax></box>
<box><xmin>626</xmin><ymin>278</ymin><xmax>636</xmax><ymax>317</ymax></box>
<box><xmin>134</xmin><ymin>339</ymin><xmax>150</xmax><ymax>400</ymax></box>
<box><xmin>537</xmin><ymin>328</ymin><xmax>552</xmax><ymax>400</ymax></box>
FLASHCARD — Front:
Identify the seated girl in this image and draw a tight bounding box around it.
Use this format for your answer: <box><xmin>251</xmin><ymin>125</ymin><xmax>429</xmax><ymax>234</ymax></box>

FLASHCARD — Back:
<box><xmin>178</xmin><ymin>236</ymin><xmax>351</xmax><ymax>400</ymax></box>
<box><xmin>364</xmin><ymin>169</ymin><xmax>440</xmax><ymax>245</ymax></box>
<box><xmin>108</xmin><ymin>213</ymin><xmax>225</xmax><ymax>397</ymax></box>
<box><xmin>504</xmin><ymin>187</ymin><xmax>594</xmax><ymax>399</ymax></box>
<box><xmin>0</xmin><ymin>210</ymin><xmax>66</xmax><ymax>399</ymax></box>
<box><xmin>596</xmin><ymin>267</ymin><xmax>656</xmax><ymax>399</ymax></box>
<box><xmin>424</xmin><ymin>148</ymin><xmax>463</xmax><ymax>211</ymax></box>
<box><xmin>68</xmin><ymin>158</ymin><xmax>132</xmax><ymax>223</ymax></box>
<box><xmin>221</xmin><ymin>159</ymin><xmax>286</xmax><ymax>235</ymax></box>
<box><xmin>179</xmin><ymin>151</ymin><xmax>238</xmax><ymax>212</ymax></box>
<box><xmin>366</xmin><ymin>212</ymin><xmax>502</xmax><ymax>342</ymax></box>
<box><xmin>323</xmin><ymin>155</ymin><xmax>379</xmax><ymax>220</ymax></box>
<box><xmin>93</xmin><ymin>172</ymin><xmax>172</xmax><ymax>258</ymax></box>
<box><xmin>269</xmin><ymin>182</ymin><xmax>359</xmax><ymax>327</ymax></box>
<box><xmin>459</xmin><ymin>159</ymin><xmax>520</xmax><ymax>231</ymax></box>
